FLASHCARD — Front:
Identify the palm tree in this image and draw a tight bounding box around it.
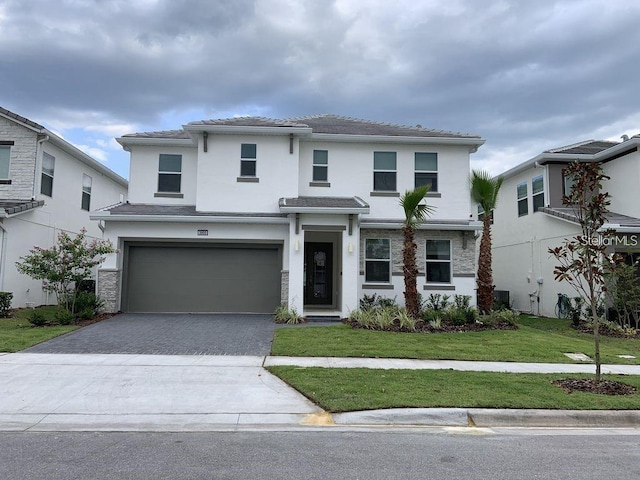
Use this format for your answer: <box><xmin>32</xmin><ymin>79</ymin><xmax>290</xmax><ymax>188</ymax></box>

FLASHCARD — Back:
<box><xmin>400</xmin><ymin>185</ymin><xmax>435</xmax><ymax>318</ymax></box>
<box><xmin>470</xmin><ymin>170</ymin><xmax>504</xmax><ymax>313</ymax></box>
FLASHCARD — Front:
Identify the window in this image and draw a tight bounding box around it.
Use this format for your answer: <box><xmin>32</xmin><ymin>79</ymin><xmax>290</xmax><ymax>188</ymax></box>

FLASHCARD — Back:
<box><xmin>158</xmin><ymin>154</ymin><xmax>182</xmax><ymax>193</ymax></box>
<box><xmin>365</xmin><ymin>238</ymin><xmax>391</xmax><ymax>283</ymax></box>
<box><xmin>426</xmin><ymin>239</ymin><xmax>451</xmax><ymax>283</ymax></box>
<box><xmin>563</xmin><ymin>172</ymin><xmax>576</xmax><ymax>197</ymax></box>
<box><xmin>477</xmin><ymin>204</ymin><xmax>485</xmax><ymax>222</ymax></box>
<box><xmin>373</xmin><ymin>152</ymin><xmax>396</xmax><ymax>191</ymax></box>
<box><xmin>41</xmin><ymin>152</ymin><xmax>55</xmax><ymax>196</ymax></box>
<box><xmin>240</xmin><ymin>143</ymin><xmax>257</xmax><ymax>177</ymax></box>
<box><xmin>414</xmin><ymin>152</ymin><xmax>438</xmax><ymax>191</ymax></box>
<box><xmin>312</xmin><ymin>150</ymin><xmax>328</xmax><ymax>182</ymax></box>
<box><xmin>517</xmin><ymin>181</ymin><xmax>528</xmax><ymax>217</ymax></box>
<box><xmin>81</xmin><ymin>174</ymin><xmax>92</xmax><ymax>211</ymax></box>
<box><xmin>532</xmin><ymin>175</ymin><xmax>544</xmax><ymax>212</ymax></box>
<box><xmin>0</xmin><ymin>146</ymin><xmax>10</xmax><ymax>179</ymax></box>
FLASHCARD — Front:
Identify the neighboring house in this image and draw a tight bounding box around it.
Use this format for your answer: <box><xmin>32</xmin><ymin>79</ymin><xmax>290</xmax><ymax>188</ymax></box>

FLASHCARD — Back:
<box><xmin>491</xmin><ymin>136</ymin><xmax>640</xmax><ymax>317</ymax></box>
<box><xmin>0</xmin><ymin>106</ymin><xmax>128</xmax><ymax>307</ymax></box>
<box><xmin>92</xmin><ymin>115</ymin><xmax>484</xmax><ymax>317</ymax></box>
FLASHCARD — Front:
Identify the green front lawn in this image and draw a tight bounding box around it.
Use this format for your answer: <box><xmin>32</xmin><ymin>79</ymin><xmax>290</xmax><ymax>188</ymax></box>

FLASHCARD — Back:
<box><xmin>269</xmin><ymin>366</ymin><xmax>640</xmax><ymax>412</ymax></box>
<box><xmin>0</xmin><ymin>307</ymin><xmax>78</xmax><ymax>352</ymax></box>
<box><xmin>272</xmin><ymin>316</ymin><xmax>640</xmax><ymax>364</ymax></box>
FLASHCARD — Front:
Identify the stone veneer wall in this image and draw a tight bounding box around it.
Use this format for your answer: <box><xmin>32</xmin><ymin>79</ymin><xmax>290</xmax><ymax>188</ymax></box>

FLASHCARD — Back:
<box><xmin>0</xmin><ymin>116</ymin><xmax>38</xmax><ymax>199</ymax></box>
<box><xmin>360</xmin><ymin>228</ymin><xmax>476</xmax><ymax>277</ymax></box>
<box><xmin>97</xmin><ymin>269</ymin><xmax>121</xmax><ymax>313</ymax></box>
<box><xmin>280</xmin><ymin>270</ymin><xmax>289</xmax><ymax>305</ymax></box>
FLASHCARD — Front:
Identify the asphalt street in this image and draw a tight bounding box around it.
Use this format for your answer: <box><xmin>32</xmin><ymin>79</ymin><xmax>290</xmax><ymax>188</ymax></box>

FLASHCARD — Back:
<box><xmin>1</xmin><ymin>430</ymin><xmax>639</xmax><ymax>480</ymax></box>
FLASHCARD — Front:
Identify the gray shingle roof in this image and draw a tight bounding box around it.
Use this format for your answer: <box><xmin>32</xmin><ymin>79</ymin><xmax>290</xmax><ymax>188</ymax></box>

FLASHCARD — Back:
<box><xmin>541</xmin><ymin>207</ymin><xmax>640</xmax><ymax>228</ymax></box>
<box><xmin>126</xmin><ymin>114</ymin><xmax>481</xmax><ymax>139</ymax></box>
<box><xmin>546</xmin><ymin>140</ymin><xmax>619</xmax><ymax>155</ymax></box>
<box><xmin>0</xmin><ymin>107</ymin><xmax>44</xmax><ymax>130</ymax></box>
<box><xmin>0</xmin><ymin>199</ymin><xmax>45</xmax><ymax>215</ymax></box>
<box><xmin>105</xmin><ymin>203</ymin><xmax>286</xmax><ymax>217</ymax></box>
<box><xmin>279</xmin><ymin>196</ymin><xmax>369</xmax><ymax>209</ymax></box>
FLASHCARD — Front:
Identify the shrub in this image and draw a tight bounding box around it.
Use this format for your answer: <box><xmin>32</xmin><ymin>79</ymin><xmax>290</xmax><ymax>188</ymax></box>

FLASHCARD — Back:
<box><xmin>374</xmin><ymin>306</ymin><xmax>396</xmax><ymax>330</ymax></box>
<box><xmin>0</xmin><ymin>292</ymin><xmax>12</xmax><ymax>317</ymax></box>
<box><xmin>421</xmin><ymin>309</ymin><xmax>441</xmax><ymax>324</ymax></box>
<box><xmin>442</xmin><ymin>307</ymin><xmax>467</xmax><ymax>326</ymax></box>
<box><xmin>76</xmin><ymin>279</ymin><xmax>96</xmax><ymax>293</ymax></box>
<box><xmin>396</xmin><ymin>308</ymin><xmax>416</xmax><ymax>332</ymax></box>
<box><xmin>273</xmin><ymin>304</ymin><xmax>304</xmax><ymax>324</ymax></box>
<box><xmin>377</xmin><ymin>296</ymin><xmax>398</xmax><ymax>309</ymax></box>
<box><xmin>54</xmin><ymin>308</ymin><xmax>75</xmax><ymax>325</ymax></box>
<box><xmin>453</xmin><ymin>294</ymin><xmax>471</xmax><ymax>309</ymax></box>
<box><xmin>425</xmin><ymin>293</ymin><xmax>450</xmax><ymax>311</ymax></box>
<box><xmin>71</xmin><ymin>291</ymin><xmax>104</xmax><ymax>318</ymax></box>
<box><xmin>27</xmin><ymin>309</ymin><xmax>49</xmax><ymax>327</ymax></box>
<box><xmin>485</xmin><ymin>309</ymin><xmax>520</xmax><ymax>327</ymax></box>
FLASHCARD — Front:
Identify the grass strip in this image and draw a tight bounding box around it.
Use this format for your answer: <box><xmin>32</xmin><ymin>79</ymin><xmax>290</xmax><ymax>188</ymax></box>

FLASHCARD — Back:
<box><xmin>0</xmin><ymin>307</ymin><xmax>77</xmax><ymax>352</ymax></box>
<box><xmin>272</xmin><ymin>317</ymin><xmax>640</xmax><ymax>364</ymax></box>
<box><xmin>268</xmin><ymin>366</ymin><xmax>640</xmax><ymax>412</ymax></box>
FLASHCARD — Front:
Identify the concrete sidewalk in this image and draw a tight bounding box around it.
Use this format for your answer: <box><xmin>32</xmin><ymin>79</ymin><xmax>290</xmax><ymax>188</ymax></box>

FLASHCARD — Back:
<box><xmin>1</xmin><ymin>352</ymin><xmax>639</xmax><ymax>432</ymax></box>
<box><xmin>264</xmin><ymin>356</ymin><xmax>640</xmax><ymax>375</ymax></box>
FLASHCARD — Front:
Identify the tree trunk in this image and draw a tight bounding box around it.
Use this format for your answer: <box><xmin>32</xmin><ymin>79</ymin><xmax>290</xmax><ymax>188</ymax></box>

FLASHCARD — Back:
<box><xmin>592</xmin><ymin>299</ymin><xmax>601</xmax><ymax>382</ymax></box>
<box><xmin>403</xmin><ymin>224</ymin><xmax>420</xmax><ymax>319</ymax></box>
<box><xmin>477</xmin><ymin>215</ymin><xmax>494</xmax><ymax>313</ymax></box>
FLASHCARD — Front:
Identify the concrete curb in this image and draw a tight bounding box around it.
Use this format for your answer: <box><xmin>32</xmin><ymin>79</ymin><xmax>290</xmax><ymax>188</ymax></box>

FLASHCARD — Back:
<box><xmin>331</xmin><ymin>408</ymin><xmax>640</xmax><ymax>428</ymax></box>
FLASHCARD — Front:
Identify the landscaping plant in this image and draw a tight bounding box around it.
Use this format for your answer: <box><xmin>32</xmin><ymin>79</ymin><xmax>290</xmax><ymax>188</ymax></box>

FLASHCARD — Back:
<box><xmin>549</xmin><ymin>161</ymin><xmax>622</xmax><ymax>383</ymax></box>
<box><xmin>399</xmin><ymin>185</ymin><xmax>434</xmax><ymax>319</ymax></box>
<box><xmin>0</xmin><ymin>292</ymin><xmax>12</xmax><ymax>318</ymax></box>
<box><xmin>15</xmin><ymin>228</ymin><xmax>115</xmax><ymax>317</ymax></box>
<box><xmin>470</xmin><ymin>170</ymin><xmax>504</xmax><ymax>314</ymax></box>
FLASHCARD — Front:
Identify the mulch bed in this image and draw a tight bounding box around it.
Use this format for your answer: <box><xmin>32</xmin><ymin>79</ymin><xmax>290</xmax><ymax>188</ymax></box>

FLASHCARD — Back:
<box><xmin>574</xmin><ymin>323</ymin><xmax>640</xmax><ymax>338</ymax></box>
<box><xmin>75</xmin><ymin>312</ymin><xmax>118</xmax><ymax>327</ymax></box>
<box><xmin>343</xmin><ymin>318</ymin><xmax>518</xmax><ymax>334</ymax></box>
<box><xmin>553</xmin><ymin>378</ymin><xmax>637</xmax><ymax>395</ymax></box>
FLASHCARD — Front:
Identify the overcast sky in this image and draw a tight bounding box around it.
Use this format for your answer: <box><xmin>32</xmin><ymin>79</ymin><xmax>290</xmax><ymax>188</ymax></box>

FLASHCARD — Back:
<box><xmin>2</xmin><ymin>0</ymin><xmax>639</xmax><ymax>179</ymax></box>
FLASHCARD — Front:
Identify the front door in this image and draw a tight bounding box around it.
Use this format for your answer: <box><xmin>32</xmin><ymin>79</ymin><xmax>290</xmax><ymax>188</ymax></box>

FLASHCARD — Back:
<box><xmin>304</xmin><ymin>242</ymin><xmax>333</xmax><ymax>306</ymax></box>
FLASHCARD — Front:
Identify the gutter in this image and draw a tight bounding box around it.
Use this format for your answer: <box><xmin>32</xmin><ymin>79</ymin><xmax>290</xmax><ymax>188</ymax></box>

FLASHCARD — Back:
<box><xmin>89</xmin><ymin>212</ymin><xmax>290</xmax><ymax>225</ymax></box>
<box><xmin>361</xmin><ymin>219</ymin><xmax>482</xmax><ymax>231</ymax></box>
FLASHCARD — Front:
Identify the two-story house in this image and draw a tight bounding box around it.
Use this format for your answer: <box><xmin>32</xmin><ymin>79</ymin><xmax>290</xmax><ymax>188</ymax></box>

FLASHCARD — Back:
<box><xmin>92</xmin><ymin>115</ymin><xmax>484</xmax><ymax>317</ymax></box>
<box><xmin>491</xmin><ymin>136</ymin><xmax>640</xmax><ymax>317</ymax></box>
<box><xmin>0</xmin><ymin>106</ymin><xmax>128</xmax><ymax>308</ymax></box>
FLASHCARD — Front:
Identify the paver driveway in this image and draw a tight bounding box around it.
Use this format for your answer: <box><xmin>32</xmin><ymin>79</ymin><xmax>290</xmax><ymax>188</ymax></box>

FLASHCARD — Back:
<box><xmin>24</xmin><ymin>313</ymin><xmax>278</xmax><ymax>355</ymax></box>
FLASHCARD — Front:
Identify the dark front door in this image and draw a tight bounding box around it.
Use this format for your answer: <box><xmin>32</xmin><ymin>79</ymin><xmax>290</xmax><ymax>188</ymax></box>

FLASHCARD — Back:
<box><xmin>304</xmin><ymin>242</ymin><xmax>333</xmax><ymax>306</ymax></box>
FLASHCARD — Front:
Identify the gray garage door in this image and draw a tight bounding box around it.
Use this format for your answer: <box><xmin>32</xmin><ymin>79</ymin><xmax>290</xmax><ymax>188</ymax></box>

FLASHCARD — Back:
<box><xmin>124</xmin><ymin>244</ymin><xmax>282</xmax><ymax>313</ymax></box>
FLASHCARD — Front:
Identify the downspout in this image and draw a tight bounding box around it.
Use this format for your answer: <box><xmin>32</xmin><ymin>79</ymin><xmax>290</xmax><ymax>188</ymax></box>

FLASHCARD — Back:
<box><xmin>0</xmin><ymin>222</ymin><xmax>6</xmax><ymax>292</ymax></box>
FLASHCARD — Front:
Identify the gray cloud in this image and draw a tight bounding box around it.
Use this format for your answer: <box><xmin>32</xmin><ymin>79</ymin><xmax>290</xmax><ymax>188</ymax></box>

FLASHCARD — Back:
<box><xmin>1</xmin><ymin>0</ymin><xmax>640</xmax><ymax>176</ymax></box>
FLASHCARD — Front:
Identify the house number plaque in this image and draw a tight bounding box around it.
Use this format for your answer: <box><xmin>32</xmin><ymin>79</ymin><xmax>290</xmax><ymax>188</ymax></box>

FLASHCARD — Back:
<box><xmin>197</xmin><ymin>229</ymin><xmax>209</xmax><ymax>236</ymax></box>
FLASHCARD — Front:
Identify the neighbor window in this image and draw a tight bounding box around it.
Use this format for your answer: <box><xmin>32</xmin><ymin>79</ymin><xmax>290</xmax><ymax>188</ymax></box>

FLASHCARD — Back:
<box><xmin>426</xmin><ymin>239</ymin><xmax>451</xmax><ymax>283</ymax></box>
<box><xmin>477</xmin><ymin>204</ymin><xmax>485</xmax><ymax>222</ymax></box>
<box><xmin>365</xmin><ymin>238</ymin><xmax>391</xmax><ymax>283</ymax></box>
<box><xmin>563</xmin><ymin>172</ymin><xmax>576</xmax><ymax>197</ymax></box>
<box><xmin>532</xmin><ymin>175</ymin><xmax>544</xmax><ymax>212</ymax></box>
<box><xmin>0</xmin><ymin>145</ymin><xmax>10</xmax><ymax>179</ymax></box>
<box><xmin>41</xmin><ymin>152</ymin><xmax>55</xmax><ymax>197</ymax></box>
<box><xmin>414</xmin><ymin>152</ymin><xmax>438</xmax><ymax>191</ymax></box>
<box><xmin>81</xmin><ymin>174</ymin><xmax>92</xmax><ymax>211</ymax></box>
<box><xmin>240</xmin><ymin>143</ymin><xmax>257</xmax><ymax>177</ymax></box>
<box><xmin>373</xmin><ymin>152</ymin><xmax>397</xmax><ymax>191</ymax></box>
<box><xmin>158</xmin><ymin>154</ymin><xmax>182</xmax><ymax>193</ymax></box>
<box><xmin>517</xmin><ymin>181</ymin><xmax>528</xmax><ymax>217</ymax></box>
<box><xmin>312</xmin><ymin>150</ymin><xmax>328</xmax><ymax>182</ymax></box>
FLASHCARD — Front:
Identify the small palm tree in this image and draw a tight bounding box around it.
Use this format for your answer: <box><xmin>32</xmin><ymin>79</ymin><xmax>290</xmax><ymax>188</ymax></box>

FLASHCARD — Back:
<box><xmin>400</xmin><ymin>185</ymin><xmax>435</xmax><ymax>318</ymax></box>
<box><xmin>470</xmin><ymin>170</ymin><xmax>504</xmax><ymax>313</ymax></box>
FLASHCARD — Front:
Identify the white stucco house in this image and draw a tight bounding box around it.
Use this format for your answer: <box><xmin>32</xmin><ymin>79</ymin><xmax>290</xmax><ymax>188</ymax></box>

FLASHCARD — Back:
<box><xmin>0</xmin><ymin>106</ymin><xmax>128</xmax><ymax>307</ymax></box>
<box><xmin>92</xmin><ymin>115</ymin><xmax>484</xmax><ymax>317</ymax></box>
<box><xmin>491</xmin><ymin>136</ymin><xmax>640</xmax><ymax>317</ymax></box>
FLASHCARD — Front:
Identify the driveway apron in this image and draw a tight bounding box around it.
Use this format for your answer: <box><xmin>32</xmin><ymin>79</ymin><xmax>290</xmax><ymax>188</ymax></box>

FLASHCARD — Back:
<box><xmin>24</xmin><ymin>313</ymin><xmax>278</xmax><ymax>356</ymax></box>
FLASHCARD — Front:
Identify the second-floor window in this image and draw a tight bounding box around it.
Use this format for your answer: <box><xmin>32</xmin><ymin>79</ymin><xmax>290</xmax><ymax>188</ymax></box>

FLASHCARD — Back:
<box><xmin>365</xmin><ymin>238</ymin><xmax>391</xmax><ymax>283</ymax></box>
<box><xmin>0</xmin><ymin>145</ymin><xmax>11</xmax><ymax>180</ymax></box>
<box><xmin>426</xmin><ymin>239</ymin><xmax>451</xmax><ymax>283</ymax></box>
<box><xmin>312</xmin><ymin>150</ymin><xmax>328</xmax><ymax>182</ymax></box>
<box><xmin>415</xmin><ymin>152</ymin><xmax>438</xmax><ymax>192</ymax></box>
<box><xmin>81</xmin><ymin>174</ymin><xmax>92</xmax><ymax>211</ymax></box>
<box><xmin>517</xmin><ymin>181</ymin><xmax>528</xmax><ymax>217</ymax></box>
<box><xmin>240</xmin><ymin>143</ymin><xmax>257</xmax><ymax>177</ymax></box>
<box><xmin>532</xmin><ymin>175</ymin><xmax>544</xmax><ymax>212</ymax></box>
<box><xmin>373</xmin><ymin>152</ymin><xmax>396</xmax><ymax>191</ymax></box>
<box><xmin>41</xmin><ymin>152</ymin><xmax>55</xmax><ymax>197</ymax></box>
<box><xmin>158</xmin><ymin>154</ymin><xmax>182</xmax><ymax>193</ymax></box>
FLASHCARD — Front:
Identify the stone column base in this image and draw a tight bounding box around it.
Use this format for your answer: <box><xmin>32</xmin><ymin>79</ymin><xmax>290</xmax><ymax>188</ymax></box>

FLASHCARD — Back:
<box><xmin>97</xmin><ymin>269</ymin><xmax>121</xmax><ymax>313</ymax></box>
